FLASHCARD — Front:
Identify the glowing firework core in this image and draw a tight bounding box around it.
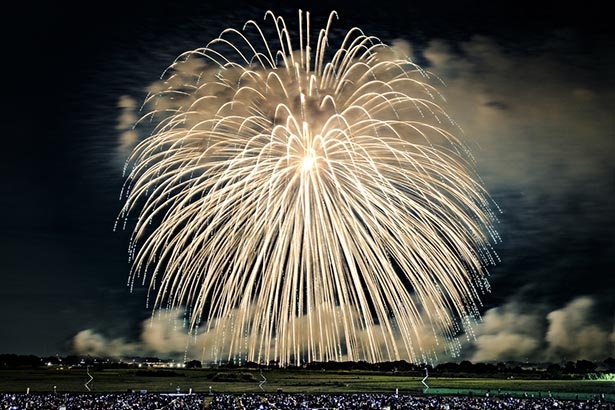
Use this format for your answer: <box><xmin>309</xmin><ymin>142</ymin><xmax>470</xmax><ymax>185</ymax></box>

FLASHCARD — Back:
<box><xmin>119</xmin><ymin>10</ymin><xmax>499</xmax><ymax>366</ymax></box>
<box><xmin>301</xmin><ymin>149</ymin><xmax>317</xmax><ymax>173</ymax></box>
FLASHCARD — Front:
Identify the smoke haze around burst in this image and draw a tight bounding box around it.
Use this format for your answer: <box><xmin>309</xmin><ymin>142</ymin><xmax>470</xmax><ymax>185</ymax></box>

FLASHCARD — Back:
<box><xmin>72</xmin><ymin>296</ymin><xmax>613</xmax><ymax>363</ymax></box>
<box><xmin>102</xmin><ymin>23</ymin><xmax>613</xmax><ymax>363</ymax></box>
<box><xmin>116</xmin><ymin>95</ymin><xmax>139</xmax><ymax>156</ymax></box>
<box><xmin>117</xmin><ymin>33</ymin><xmax>614</xmax><ymax>195</ymax></box>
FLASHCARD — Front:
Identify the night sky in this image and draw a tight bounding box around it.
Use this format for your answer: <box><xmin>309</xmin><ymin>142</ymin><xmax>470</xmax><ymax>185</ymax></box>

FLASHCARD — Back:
<box><xmin>2</xmin><ymin>0</ymin><xmax>613</xmax><ymax>363</ymax></box>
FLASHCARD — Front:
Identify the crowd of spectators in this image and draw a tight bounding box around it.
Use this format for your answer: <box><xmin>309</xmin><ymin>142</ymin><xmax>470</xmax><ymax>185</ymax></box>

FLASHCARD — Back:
<box><xmin>0</xmin><ymin>392</ymin><xmax>612</xmax><ymax>409</ymax></box>
<box><xmin>209</xmin><ymin>393</ymin><xmax>613</xmax><ymax>409</ymax></box>
<box><xmin>0</xmin><ymin>393</ymin><xmax>204</xmax><ymax>409</ymax></box>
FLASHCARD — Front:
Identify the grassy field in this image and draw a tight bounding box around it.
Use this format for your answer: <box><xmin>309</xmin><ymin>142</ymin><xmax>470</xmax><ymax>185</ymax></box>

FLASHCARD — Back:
<box><xmin>1</xmin><ymin>368</ymin><xmax>613</xmax><ymax>400</ymax></box>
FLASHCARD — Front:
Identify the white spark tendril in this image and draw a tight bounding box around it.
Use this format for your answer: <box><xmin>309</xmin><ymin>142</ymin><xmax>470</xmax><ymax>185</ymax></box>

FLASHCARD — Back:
<box><xmin>119</xmin><ymin>10</ymin><xmax>500</xmax><ymax>366</ymax></box>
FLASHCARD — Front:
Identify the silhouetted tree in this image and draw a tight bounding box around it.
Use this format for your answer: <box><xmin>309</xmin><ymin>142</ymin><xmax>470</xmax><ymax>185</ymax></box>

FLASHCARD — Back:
<box><xmin>496</xmin><ymin>362</ymin><xmax>510</xmax><ymax>373</ymax></box>
<box><xmin>563</xmin><ymin>361</ymin><xmax>576</xmax><ymax>373</ymax></box>
<box><xmin>473</xmin><ymin>362</ymin><xmax>496</xmax><ymax>374</ymax></box>
<box><xmin>575</xmin><ymin>360</ymin><xmax>596</xmax><ymax>373</ymax></box>
<box><xmin>185</xmin><ymin>360</ymin><xmax>202</xmax><ymax>369</ymax></box>
<box><xmin>435</xmin><ymin>362</ymin><xmax>459</xmax><ymax>373</ymax></box>
<box><xmin>243</xmin><ymin>361</ymin><xmax>260</xmax><ymax>369</ymax></box>
<box><xmin>0</xmin><ymin>354</ymin><xmax>42</xmax><ymax>368</ymax></box>
<box><xmin>459</xmin><ymin>360</ymin><xmax>474</xmax><ymax>373</ymax></box>
<box><xmin>546</xmin><ymin>363</ymin><xmax>561</xmax><ymax>377</ymax></box>
<box><xmin>63</xmin><ymin>355</ymin><xmax>81</xmax><ymax>366</ymax></box>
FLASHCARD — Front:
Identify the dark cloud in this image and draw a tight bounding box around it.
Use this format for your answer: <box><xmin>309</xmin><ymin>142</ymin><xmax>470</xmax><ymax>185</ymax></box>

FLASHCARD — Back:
<box><xmin>483</xmin><ymin>101</ymin><xmax>509</xmax><ymax>110</ymax></box>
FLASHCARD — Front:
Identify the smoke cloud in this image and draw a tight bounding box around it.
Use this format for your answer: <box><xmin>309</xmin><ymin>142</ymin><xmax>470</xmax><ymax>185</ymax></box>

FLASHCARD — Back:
<box><xmin>546</xmin><ymin>297</ymin><xmax>613</xmax><ymax>361</ymax></box>
<box><xmin>462</xmin><ymin>296</ymin><xmax>614</xmax><ymax>362</ymax></box>
<box><xmin>72</xmin><ymin>309</ymin><xmax>217</xmax><ymax>361</ymax></box>
<box><xmin>73</xmin><ymin>329</ymin><xmax>139</xmax><ymax>358</ymax></box>
<box><xmin>71</xmin><ymin>306</ymin><xmax>454</xmax><ymax>363</ymax></box>
<box><xmin>420</xmin><ymin>35</ymin><xmax>613</xmax><ymax>193</ymax></box>
<box><xmin>116</xmin><ymin>95</ymin><xmax>139</xmax><ymax>157</ymax></box>
<box><xmin>72</xmin><ymin>295</ymin><xmax>614</xmax><ymax>363</ymax></box>
<box><xmin>468</xmin><ymin>302</ymin><xmax>542</xmax><ymax>362</ymax></box>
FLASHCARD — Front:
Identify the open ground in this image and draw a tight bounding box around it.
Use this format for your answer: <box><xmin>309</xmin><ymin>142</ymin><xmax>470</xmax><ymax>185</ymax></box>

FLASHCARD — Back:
<box><xmin>1</xmin><ymin>368</ymin><xmax>613</xmax><ymax>402</ymax></box>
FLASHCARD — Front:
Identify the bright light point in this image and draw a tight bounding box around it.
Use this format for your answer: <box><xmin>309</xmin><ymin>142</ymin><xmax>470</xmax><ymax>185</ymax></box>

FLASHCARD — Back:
<box><xmin>301</xmin><ymin>150</ymin><xmax>317</xmax><ymax>173</ymax></box>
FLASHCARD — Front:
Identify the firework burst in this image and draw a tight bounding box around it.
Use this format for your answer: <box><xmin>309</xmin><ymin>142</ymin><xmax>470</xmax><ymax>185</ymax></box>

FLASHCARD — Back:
<box><xmin>119</xmin><ymin>10</ymin><xmax>499</xmax><ymax>365</ymax></box>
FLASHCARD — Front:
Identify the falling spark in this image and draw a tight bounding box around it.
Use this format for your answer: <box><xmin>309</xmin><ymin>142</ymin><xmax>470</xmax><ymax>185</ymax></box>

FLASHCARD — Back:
<box><xmin>259</xmin><ymin>368</ymin><xmax>267</xmax><ymax>391</ymax></box>
<box><xmin>84</xmin><ymin>366</ymin><xmax>94</xmax><ymax>391</ymax></box>
<box><xmin>119</xmin><ymin>10</ymin><xmax>500</xmax><ymax>366</ymax></box>
<box><xmin>422</xmin><ymin>367</ymin><xmax>430</xmax><ymax>392</ymax></box>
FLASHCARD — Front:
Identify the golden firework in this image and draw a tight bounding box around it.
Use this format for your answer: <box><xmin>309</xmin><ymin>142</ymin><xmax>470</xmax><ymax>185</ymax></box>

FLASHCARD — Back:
<box><xmin>119</xmin><ymin>10</ymin><xmax>499</xmax><ymax>365</ymax></box>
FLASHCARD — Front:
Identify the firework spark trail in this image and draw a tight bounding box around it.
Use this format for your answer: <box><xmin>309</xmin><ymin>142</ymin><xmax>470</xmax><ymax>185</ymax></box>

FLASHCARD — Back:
<box><xmin>259</xmin><ymin>368</ymin><xmax>267</xmax><ymax>391</ymax></box>
<box><xmin>84</xmin><ymin>366</ymin><xmax>94</xmax><ymax>391</ymax></box>
<box><xmin>119</xmin><ymin>10</ymin><xmax>500</xmax><ymax>365</ymax></box>
<box><xmin>422</xmin><ymin>367</ymin><xmax>430</xmax><ymax>392</ymax></box>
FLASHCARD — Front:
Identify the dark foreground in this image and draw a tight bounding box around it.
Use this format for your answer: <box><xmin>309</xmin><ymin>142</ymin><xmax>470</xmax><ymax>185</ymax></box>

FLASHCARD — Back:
<box><xmin>1</xmin><ymin>393</ymin><xmax>613</xmax><ymax>410</ymax></box>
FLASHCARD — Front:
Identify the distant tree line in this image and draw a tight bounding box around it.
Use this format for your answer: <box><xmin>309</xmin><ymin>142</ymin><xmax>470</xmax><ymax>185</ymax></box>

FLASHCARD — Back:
<box><xmin>0</xmin><ymin>354</ymin><xmax>171</xmax><ymax>369</ymax></box>
<box><xmin>242</xmin><ymin>358</ymin><xmax>615</xmax><ymax>378</ymax></box>
<box><xmin>1</xmin><ymin>354</ymin><xmax>614</xmax><ymax>379</ymax></box>
<box><xmin>243</xmin><ymin>358</ymin><xmax>615</xmax><ymax>378</ymax></box>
